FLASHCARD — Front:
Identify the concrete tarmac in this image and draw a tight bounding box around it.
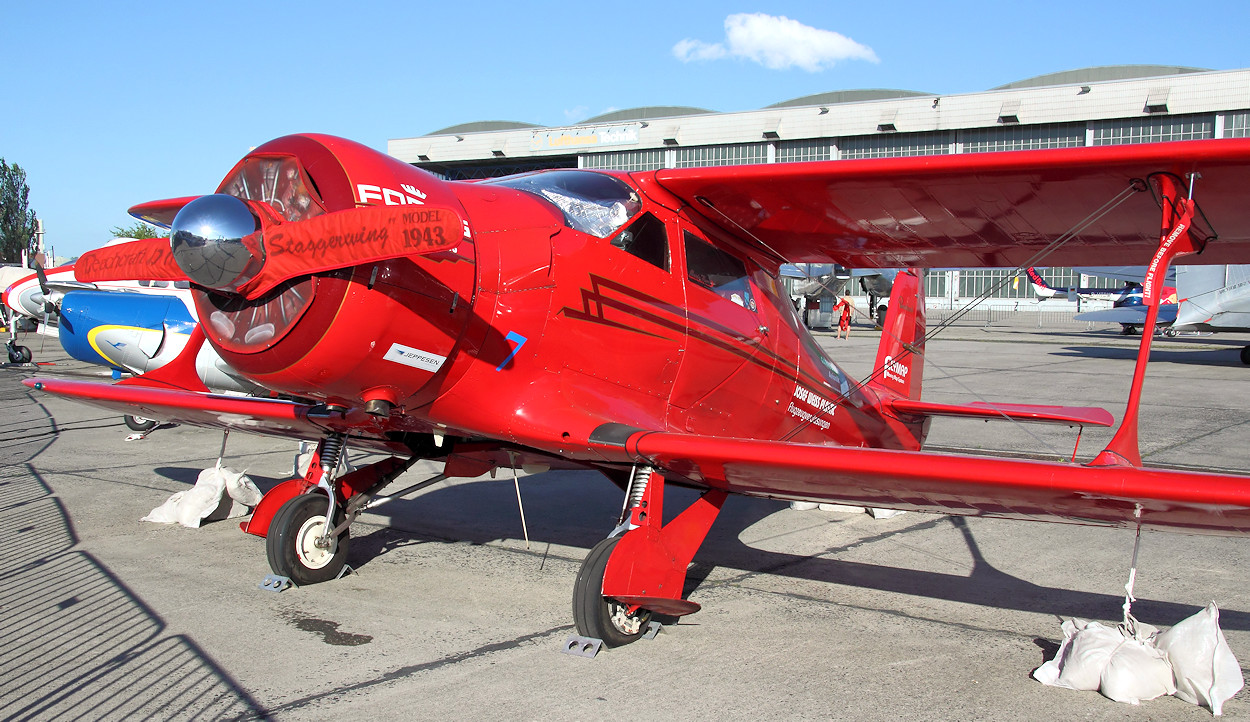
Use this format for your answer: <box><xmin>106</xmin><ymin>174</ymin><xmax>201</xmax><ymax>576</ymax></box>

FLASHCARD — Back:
<box><xmin>3</xmin><ymin>319</ymin><xmax>1250</xmax><ymax>720</ymax></box>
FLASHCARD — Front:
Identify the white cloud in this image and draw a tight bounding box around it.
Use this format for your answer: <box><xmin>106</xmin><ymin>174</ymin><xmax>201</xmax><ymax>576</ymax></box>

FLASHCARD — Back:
<box><xmin>673</xmin><ymin>13</ymin><xmax>877</xmax><ymax>72</ymax></box>
<box><xmin>673</xmin><ymin>38</ymin><xmax>727</xmax><ymax>63</ymax></box>
<box><xmin>563</xmin><ymin>105</ymin><xmax>589</xmax><ymax>122</ymax></box>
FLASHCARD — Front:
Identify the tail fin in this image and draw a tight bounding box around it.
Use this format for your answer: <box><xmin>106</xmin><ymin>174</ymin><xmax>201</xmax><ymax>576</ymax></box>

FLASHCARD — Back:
<box><xmin>1026</xmin><ymin>267</ymin><xmax>1059</xmax><ymax>298</ymax></box>
<box><xmin>868</xmin><ymin>268</ymin><xmax>924</xmax><ymax>400</ymax></box>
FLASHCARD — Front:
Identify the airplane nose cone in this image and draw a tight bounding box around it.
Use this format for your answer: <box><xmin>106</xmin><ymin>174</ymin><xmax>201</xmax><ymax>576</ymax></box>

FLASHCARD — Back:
<box><xmin>170</xmin><ymin>194</ymin><xmax>264</xmax><ymax>291</ymax></box>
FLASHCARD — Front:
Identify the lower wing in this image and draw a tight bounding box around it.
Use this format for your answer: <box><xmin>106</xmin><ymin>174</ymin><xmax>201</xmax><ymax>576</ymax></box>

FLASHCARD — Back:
<box><xmin>24</xmin><ymin>377</ymin><xmax>406</xmax><ymax>453</ymax></box>
<box><xmin>602</xmin><ymin>429</ymin><xmax>1250</xmax><ymax>536</ymax></box>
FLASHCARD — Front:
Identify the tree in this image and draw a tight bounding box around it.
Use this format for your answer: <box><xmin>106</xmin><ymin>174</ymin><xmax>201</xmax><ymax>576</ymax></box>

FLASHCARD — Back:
<box><xmin>0</xmin><ymin>159</ymin><xmax>38</xmax><ymax>264</ymax></box>
<box><xmin>110</xmin><ymin>220</ymin><xmax>169</xmax><ymax>239</ymax></box>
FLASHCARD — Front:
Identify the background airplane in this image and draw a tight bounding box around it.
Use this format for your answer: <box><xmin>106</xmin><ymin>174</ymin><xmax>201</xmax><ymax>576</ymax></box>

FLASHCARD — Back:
<box><xmin>1171</xmin><ymin>264</ymin><xmax>1250</xmax><ymax>364</ymax></box>
<box><xmin>25</xmin><ymin>134</ymin><xmax>1250</xmax><ymax>651</ymax></box>
<box><xmin>1025</xmin><ymin>266</ymin><xmax>1155</xmax><ymax>303</ymax></box>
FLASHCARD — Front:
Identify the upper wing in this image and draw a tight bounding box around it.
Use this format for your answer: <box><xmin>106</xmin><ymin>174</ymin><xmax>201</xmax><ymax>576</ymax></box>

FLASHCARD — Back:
<box><xmin>608</xmin><ymin>429</ymin><xmax>1250</xmax><ymax>535</ymax></box>
<box><xmin>652</xmin><ymin>139</ymin><xmax>1250</xmax><ymax>268</ymax></box>
<box><xmin>128</xmin><ymin>196</ymin><xmax>201</xmax><ymax>228</ymax></box>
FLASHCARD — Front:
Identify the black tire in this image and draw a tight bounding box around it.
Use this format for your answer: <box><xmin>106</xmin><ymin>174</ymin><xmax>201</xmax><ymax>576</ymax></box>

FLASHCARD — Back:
<box><xmin>1241</xmin><ymin>346</ymin><xmax>1250</xmax><ymax>366</ymax></box>
<box><xmin>8</xmin><ymin>345</ymin><xmax>31</xmax><ymax>364</ymax></box>
<box><xmin>266</xmin><ymin>493</ymin><xmax>349</xmax><ymax>585</ymax></box>
<box><xmin>572</xmin><ymin>536</ymin><xmax>652</xmax><ymax>647</ymax></box>
<box><xmin>124</xmin><ymin>415</ymin><xmax>158</xmax><ymax>432</ymax></box>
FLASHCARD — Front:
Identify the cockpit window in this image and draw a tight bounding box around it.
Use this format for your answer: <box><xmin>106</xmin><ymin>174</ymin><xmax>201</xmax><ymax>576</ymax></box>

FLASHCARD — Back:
<box><xmin>486</xmin><ymin>170</ymin><xmax>640</xmax><ymax>239</ymax></box>
<box><xmin>218</xmin><ymin>156</ymin><xmax>327</xmax><ymax>223</ymax></box>
<box><xmin>612</xmin><ymin>212</ymin><xmax>669</xmax><ymax>271</ymax></box>
<box><xmin>685</xmin><ymin>232</ymin><xmax>756</xmax><ymax>311</ymax></box>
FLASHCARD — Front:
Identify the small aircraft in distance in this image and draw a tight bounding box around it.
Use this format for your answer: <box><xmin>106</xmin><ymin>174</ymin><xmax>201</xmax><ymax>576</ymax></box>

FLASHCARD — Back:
<box><xmin>1</xmin><ymin>246</ymin><xmax>194</xmax><ymax>363</ymax></box>
<box><xmin>1171</xmin><ymin>264</ymin><xmax>1250</xmax><ymax>364</ymax></box>
<box><xmin>1024</xmin><ymin>266</ymin><xmax>1159</xmax><ymax>303</ymax></box>
<box><xmin>56</xmin><ymin>287</ymin><xmax>267</xmax><ymax>430</ymax></box>
<box><xmin>1061</xmin><ymin>270</ymin><xmax>1181</xmax><ymax>335</ymax></box>
<box><xmin>26</xmin><ymin>134</ymin><xmax>1250</xmax><ymax>649</ymax></box>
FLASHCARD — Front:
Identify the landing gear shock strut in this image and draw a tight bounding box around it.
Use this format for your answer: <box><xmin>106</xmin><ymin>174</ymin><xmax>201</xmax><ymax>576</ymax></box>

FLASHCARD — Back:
<box><xmin>258</xmin><ymin>434</ymin><xmax>422</xmax><ymax>585</ymax></box>
<box><xmin>573</xmin><ymin>470</ymin><xmax>727</xmax><ymax>647</ymax></box>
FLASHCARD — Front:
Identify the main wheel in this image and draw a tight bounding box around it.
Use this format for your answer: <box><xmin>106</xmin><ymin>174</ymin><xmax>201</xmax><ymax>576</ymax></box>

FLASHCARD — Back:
<box><xmin>8</xmin><ymin>344</ymin><xmax>31</xmax><ymax>364</ymax></box>
<box><xmin>1241</xmin><ymin>346</ymin><xmax>1250</xmax><ymax>366</ymax></box>
<box><xmin>266</xmin><ymin>493</ymin><xmax>349</xmax><ymax>585</ymax></box>
<box><xmin>572</xmin><ymin>536</ymin><xmax>652</xmax><ymax>647</ymax></box>
<box><xmin>124</xmin><ymin>415</ymin><xmax>158</xmax><ymax>432</ymax></box>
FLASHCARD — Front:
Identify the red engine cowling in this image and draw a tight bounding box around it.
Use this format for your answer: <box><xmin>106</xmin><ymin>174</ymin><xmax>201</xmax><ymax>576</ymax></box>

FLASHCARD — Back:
<box><xmin>190</xmin><ymin>134</ymin><xmax>477</xmax><ymax>415</ymax></box>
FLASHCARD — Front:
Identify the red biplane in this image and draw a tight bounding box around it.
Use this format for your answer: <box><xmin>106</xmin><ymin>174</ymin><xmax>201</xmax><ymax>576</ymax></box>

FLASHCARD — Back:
<box><xmin>27</xmin><ymin>134</ymin><xmax>1250</xmax><ymax>647</ymax></box>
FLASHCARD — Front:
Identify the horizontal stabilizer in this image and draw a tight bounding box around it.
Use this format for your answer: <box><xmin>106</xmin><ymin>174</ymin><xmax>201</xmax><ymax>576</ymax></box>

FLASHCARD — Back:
<box><xmin>889</xmin><ymin>398</ymin><xmax>1113</xmax><ymax>427</ymax></box>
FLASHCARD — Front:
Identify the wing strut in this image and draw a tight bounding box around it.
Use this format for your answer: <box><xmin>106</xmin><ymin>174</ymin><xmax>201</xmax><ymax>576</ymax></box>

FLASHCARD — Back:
<box><xmin>1092</xmin><ymin>173</ymin><xmax>1206</xmax><ymax>468</ymax></box>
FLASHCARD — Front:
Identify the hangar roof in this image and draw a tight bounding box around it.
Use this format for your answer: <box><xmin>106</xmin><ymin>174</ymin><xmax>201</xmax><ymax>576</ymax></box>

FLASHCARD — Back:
<box><xmin>426</xmin><ymin>120</ymin><xmax>542</xmax><ymax>136</ymax></box>
<box><xmin>766</xmin><ymin>89</ymin><xmax>933</xmax><ymax>108</ymax></box>
<box><xmin>992</xmin><ymin>64</ymin><xmax>1209</xmax><ymax>90</ymax></box>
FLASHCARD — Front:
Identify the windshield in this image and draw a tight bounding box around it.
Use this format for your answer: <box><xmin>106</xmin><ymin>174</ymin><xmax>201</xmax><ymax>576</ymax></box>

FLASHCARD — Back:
<box><xmin>486</xmin><ymin>170</ymin><xmax>640</xmax><ymax>239</ymax></box>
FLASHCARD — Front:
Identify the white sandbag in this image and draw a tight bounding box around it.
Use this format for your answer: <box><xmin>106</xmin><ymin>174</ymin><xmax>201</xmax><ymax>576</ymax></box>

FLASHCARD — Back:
<box><xmin>1035</xmin><ymin>617</ymin><xmax>1174</xmax><ymax>704</ymax></box>
<box><xmin>224</xmin><ymin>469</ymin><xmax>262</xmax><ymax>507</ymax></box>
<box><xmin>1099</xmin><ymin>633</ymin><xmax>1174</xmax><ymax>704</ymax></box>
<box><xmin>868</xmin><ymin>507</ymin><xmax>906</xmax><ymax>519</ymax></box>
<box><xmin>141</xmin><ymin>467</ymin><xmax>259</xmax><ymax>528</ymax></box>
<box><xmin>1156</xmin><ymin>603</ymin><xmax>1244</xmax><ymax>715</ymax></box>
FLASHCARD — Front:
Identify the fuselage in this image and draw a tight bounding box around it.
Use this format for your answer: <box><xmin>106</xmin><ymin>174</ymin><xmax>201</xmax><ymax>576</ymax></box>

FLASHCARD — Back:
<box><xmin>167</xmin><ymin>135</ymin><xmax>928</xmax><ymax>464</ymax></box>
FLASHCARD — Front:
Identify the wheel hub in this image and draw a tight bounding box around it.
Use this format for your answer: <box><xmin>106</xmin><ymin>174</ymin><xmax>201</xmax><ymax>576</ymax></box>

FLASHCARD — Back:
<box><xmin>295</xmin><ymin>515</ymin><xmax>336</xmax><ymax>569</ymax></box>
<box><xmin>607</xmin><ymin>600</ymin><xmax>648</xmax><ymax>636</ymax></box>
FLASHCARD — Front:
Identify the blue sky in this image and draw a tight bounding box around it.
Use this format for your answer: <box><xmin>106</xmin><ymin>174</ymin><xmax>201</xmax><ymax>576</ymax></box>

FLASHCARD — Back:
<box><xmin>5</xmin><ymin>1</ymin><xmax>1250</xmax><ymax>259</ymax></box>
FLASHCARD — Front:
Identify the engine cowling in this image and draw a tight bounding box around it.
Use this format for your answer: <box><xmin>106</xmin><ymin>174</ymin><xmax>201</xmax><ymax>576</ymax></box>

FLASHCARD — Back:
<box><xmin>177</xmin><ymin>134</ymin><xmax>478</xmax><ymax>416</ymax></box>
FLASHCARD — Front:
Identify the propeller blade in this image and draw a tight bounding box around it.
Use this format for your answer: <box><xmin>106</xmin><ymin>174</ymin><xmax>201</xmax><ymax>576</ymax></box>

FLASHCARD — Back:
<box><xmin>74</xmin><ymin>237</ymin><xmax>187</xmax><ymax>284</ymax></box>
<box><xmin>75</xmin><ymin>200</ymin><xmax>463</xmax><ymax>298</ymax></box>
<box><xmin>234</xmin><ymin>203</ymin><xmax>463</xmax><ymax>299</ymax></box>
<box><xmin>34</xmin><ymin>260</ymin><xmax>60</xmax><ymax>318</ymax></box>
<box><xmin>34</xmin><ymin>261</ymin><xmax>50</xmax><ymax>296</ymax></box>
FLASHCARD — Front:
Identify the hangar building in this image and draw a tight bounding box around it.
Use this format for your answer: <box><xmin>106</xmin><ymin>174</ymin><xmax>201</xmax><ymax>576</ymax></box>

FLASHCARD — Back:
<box><xmin>388</xmin><ymin>66</ymin><xmax>1250</xmax><ymax>306</ymax></box>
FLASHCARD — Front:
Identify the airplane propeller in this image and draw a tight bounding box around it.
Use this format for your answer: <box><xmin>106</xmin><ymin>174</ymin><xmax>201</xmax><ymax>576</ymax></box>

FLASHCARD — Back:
<box><xmin>73</xmin><ymin>195</ymin><xmax>464</xmax><ymax>301</ymax></box>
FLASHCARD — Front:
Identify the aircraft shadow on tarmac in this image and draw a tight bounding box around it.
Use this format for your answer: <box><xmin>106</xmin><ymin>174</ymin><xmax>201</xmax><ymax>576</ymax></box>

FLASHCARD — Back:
<box><xmin>310</xmin><ymin>468</ymin><xmax>1250</xmax><ymax>635</ymax></box>
<box><xmin>1</xmin><ymin>373</ymin><xmax>270</xmax><ymax>720</ymax></box>
<box><xmin>1055</xmin><ymin>345</ymin><xmax>1247</xmax><ymax>367</ymax></box>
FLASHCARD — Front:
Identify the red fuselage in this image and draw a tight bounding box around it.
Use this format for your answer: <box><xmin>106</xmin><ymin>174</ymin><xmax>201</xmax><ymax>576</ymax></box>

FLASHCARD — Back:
<box><xmin>192</xmin><ymin>135</ymin><xmax>925</xmax><ymax>466</ymax></box>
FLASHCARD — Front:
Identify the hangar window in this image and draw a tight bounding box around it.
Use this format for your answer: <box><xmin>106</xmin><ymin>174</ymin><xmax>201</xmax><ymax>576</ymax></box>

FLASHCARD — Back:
<box><xmin>486</xmin><ymin>170</ymin><xmax>641</xmax><ymax>239</ymax></box>
<box><xmin>611</xmin><ymin>213</ymin><xmax>669</xmax><ymax>271</ymax></box>
<box><xmin>1091</xmin><ymin>114</ymin><xmax>1214</xmax><ymax>145</ymax></box>
<box><xmin>840</xmin><ymin>131</ymin><xmax>953</xmax><ymax>159</ymax></box>
<box><xmin>1223</xmin><ymin>111</ymin><xmax>1250</xmax><ymax>138</ymax></box>
<box><xmin>778</xmin><ymin>139</ymin><xmax>832</xmax><ymax>163</ymax></box>
<box><xmin>582</xmin><ymin>149</ymin><xmax>665</xmax><ymax>172</ymax></box>
<box><xmin>685</xmin><ymin>232</ymin><xmax>754</xmax><ymax>310</ymax></box>
<box><xmin>960</xmin><ymin>123</ymin><xmax>1084</xmax><ymax>153</ymax></box>
<box><xmin>674</xmin><ymin>143</ymin><xmax>768</xmax><ymax>168</ymax></box>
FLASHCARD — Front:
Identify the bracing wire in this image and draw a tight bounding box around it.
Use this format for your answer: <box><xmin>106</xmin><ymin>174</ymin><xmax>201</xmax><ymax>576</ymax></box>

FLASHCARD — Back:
<box><xmin>698</xmin><ymin>179</ymin><xmax>1149</xmax><ymax>442</ymax></box>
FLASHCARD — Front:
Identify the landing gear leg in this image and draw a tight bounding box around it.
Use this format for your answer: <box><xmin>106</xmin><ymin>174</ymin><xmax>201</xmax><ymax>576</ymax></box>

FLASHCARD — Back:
<box><xmin>266</xmin><ymin>434</ymin><xmax>350</xmax><ymax>584</ymax></box>
<box><xmin>257</xmin><ymin>433</ymin><xmax>422</xmax><ymax>584</ymax></box>
<box><xmin>572</xmin><ymin>468</ymin><xmax>726</xmax><ymax>647</ymax></box>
